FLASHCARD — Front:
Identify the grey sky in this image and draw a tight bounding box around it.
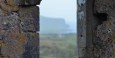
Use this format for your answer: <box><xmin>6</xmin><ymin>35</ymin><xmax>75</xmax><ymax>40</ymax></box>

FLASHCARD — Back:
<box><xmin>39</xmin><ymin>0</ymin><xmax>77</xmax><ymax>32</ymax></box>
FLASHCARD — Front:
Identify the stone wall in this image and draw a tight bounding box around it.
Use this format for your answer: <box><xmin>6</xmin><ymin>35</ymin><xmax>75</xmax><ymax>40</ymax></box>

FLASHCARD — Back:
<box><xmin>0</xmin><ymin>0</ymin><xmax>41</xmax><ymax>58</ymax></box>
<box><xmin>77</xmin><ymin>0</ymin><xmax>87</xmax><ymax>58</ymax></box>
<box><xmin>78</xmin><ymin>0</ymin><xmax>115</xmax><ymax>58</ymax></box>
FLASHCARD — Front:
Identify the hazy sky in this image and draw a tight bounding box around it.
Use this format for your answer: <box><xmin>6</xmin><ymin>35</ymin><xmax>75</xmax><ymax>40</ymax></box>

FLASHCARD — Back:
<box><xmin>39</xmin><ymin>0</ymin><xmax>77</xmax><ymax>32</ymax></box>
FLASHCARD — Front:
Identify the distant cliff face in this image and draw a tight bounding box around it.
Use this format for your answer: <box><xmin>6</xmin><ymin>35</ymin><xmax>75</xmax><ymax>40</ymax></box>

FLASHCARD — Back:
<box><xmin>40</xmin><ymin>16</ymin><xmax>70</xmax><ymax>34</ymax></box>
<box><xmin>0</xmin><ymin>0</ymin><xmax>41</xmax><ymax>58</ymax></box>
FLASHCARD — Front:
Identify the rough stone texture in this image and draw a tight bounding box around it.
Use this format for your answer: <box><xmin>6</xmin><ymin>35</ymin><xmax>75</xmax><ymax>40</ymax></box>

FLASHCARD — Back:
<box><xmin>95</xmin><ymin>20</ymin><xmax>115</xmax><ymax>58</ymax></box>
<box><xmin>0</xmin><ymin>0</ymin><xmax>40</xmax><ymax>58</ymax></box>
<box><xmin>17</xmin><ymin>0</ymin><xmax>42</xmax><ymax>5</ymax></box>
<box><xmin>93</xmin><ymin>0</ymin><xmax>115</xmax><ymax>58</ymax></box>
<box><xmin>78</xmin><ymin>0</ymin><xmax>115</xmax><ymax>58</ymax></box>
<box><xmin>94</xmin><ymin>0</ymin><xmax>114</xmax><ymax>16</ymax></box>
<box><xmin>77</xmin><ymin>0</ymin><xmax>87</xmax><ymax>58</ymax></box>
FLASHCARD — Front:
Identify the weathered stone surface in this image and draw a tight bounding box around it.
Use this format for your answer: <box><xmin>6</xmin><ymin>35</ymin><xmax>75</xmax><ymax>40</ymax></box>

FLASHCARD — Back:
<box><xmin>94</xmin><ymin>20</ymin><xmax>115</xmax><ymax>58</ymax></box>
<box><xmin>19</xmin><ymin>6</ymin><xmax>39</xmax><ymax>58</ymax></box>
<box><xmin>19</xmin><ymin>6</ymin><xmax>39</xmax><ymax>32</ymax></box>
<box><xmin>77</xmin><ymin>0</ymin><xmax>87</xmax><ymax>58</ymax></box>
<box><xmin>0</xmin><ymin>0</ymin><xmax>19</xmax><ymax>16</ymax></box>
<box><xmin>93</xmin><ymin>0</ymin><xmax>115</xmax><ymax>58</ymax></box>
<box><xmin>0</xmin><ymin>3</ymin><xmax>40</xmax><ymax>58</ymax></box>
<box><xmin>94</xmin><ymin>0</ymin><xmax>114</xmax><ymax>14</ymax></box>
<box><xmin>0</xmin><ymin>10</ymin><xmax>23</xmax><ymax>58</ymax></box>
<box><xmin>78</xmin><ymin>0</ymin><xmax>115</xmax><ymax>58</ymax></box>
<box><xmin>16</xmin><ymin>0</ymin><xmax>42</xmax><ymax>5</ymax></box>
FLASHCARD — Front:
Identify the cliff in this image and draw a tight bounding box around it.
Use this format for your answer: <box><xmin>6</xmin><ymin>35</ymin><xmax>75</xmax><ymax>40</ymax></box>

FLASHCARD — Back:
<box><xmin>40</xmin><ymin>16</ymin><xmax>69</xmax><ymax>34</ymax></box>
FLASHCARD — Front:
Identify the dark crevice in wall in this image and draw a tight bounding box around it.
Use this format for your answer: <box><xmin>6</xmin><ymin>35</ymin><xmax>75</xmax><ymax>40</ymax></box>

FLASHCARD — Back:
<box><xmin>94</xmin><ymin>13</ymin><xmax>108</xmax><ymax>25</ymax></box>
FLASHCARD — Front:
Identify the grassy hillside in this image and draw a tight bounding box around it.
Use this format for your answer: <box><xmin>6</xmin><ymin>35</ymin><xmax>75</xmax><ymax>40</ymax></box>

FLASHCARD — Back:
<box><xmin>40</xmin><ymin>33</ymin><xmax>78</xmax><ymax>58</ymax></box>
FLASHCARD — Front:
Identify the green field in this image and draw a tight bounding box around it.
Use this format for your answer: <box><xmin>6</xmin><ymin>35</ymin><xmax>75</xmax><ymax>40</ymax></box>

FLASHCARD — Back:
<box><xmin>40</xmin><ymin>33</ymin><xmax>78</xmax><ymax>58</ymax></box>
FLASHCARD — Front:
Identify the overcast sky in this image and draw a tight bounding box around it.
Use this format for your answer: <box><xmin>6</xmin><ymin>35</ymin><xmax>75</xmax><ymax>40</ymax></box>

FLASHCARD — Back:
<box><xmin>39</xmin><ymin>0</ymin><xmax>77</xmax><ymax>32</ymax></box>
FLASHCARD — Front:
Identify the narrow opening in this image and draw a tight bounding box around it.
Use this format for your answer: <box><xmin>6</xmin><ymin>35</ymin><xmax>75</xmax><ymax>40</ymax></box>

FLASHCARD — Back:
<box><xmin>39</xmin><ymin>0</ymin><xmax>77</xmax><ymax>58</ymax></box>
<box><xmin>94</xmin><ymin>13</ymin><xmax>108</xmax><ymax>25</ymax></box>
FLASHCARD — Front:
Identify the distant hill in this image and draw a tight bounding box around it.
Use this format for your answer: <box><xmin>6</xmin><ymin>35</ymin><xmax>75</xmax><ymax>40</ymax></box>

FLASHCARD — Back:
<box><xmin>40</xmin><ymin>16</ymin><xmax>70</xmax><ymax>34</ymax></box>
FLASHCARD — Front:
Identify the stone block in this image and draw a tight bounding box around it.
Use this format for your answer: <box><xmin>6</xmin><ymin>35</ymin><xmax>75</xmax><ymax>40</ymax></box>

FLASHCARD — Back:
<box><xmin>16</xmin><ymin>0</ymin><xmax>42</xmax><ymax>6</ymax></box>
